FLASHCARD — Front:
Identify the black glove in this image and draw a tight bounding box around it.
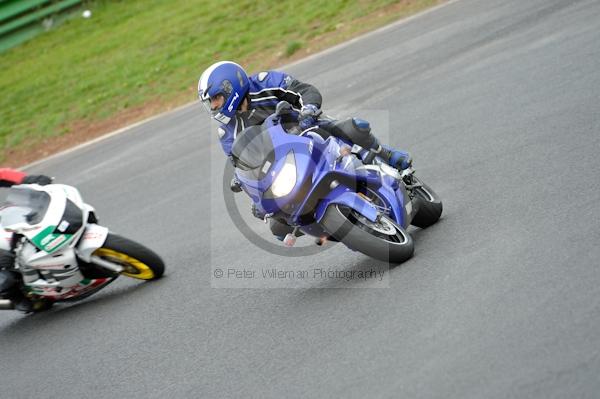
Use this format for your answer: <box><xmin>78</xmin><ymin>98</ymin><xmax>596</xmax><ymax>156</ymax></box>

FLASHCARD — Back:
<box><xmin>230</xmin><ymin>177</ymin><xmax>242</xmax><ymax>193</ymax></box>
<box><xmin>22</xmin><ymin>175</ymin><xmax>53</xmax><ymax>185</ymax></box>
<box><xmin>298</xmin><ymin>104</ymin><xmax>322</xmax><ymax>130</ymax></box>
<box><xmin>251</xmin><ymin>203</ymin><xmax>265</xmax><ymax>220</ymax></box>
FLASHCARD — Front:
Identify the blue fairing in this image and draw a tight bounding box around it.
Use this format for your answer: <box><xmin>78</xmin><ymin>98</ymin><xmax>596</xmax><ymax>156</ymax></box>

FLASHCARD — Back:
<box><xmin>314</xmin><ymin>190</ymin><xmax>379</xmax><ymax>223</ymax></box>
<box><xmin>231</xmin><ymin>113</ymin><xmax>410</xmax><ymax>237</ymax></box>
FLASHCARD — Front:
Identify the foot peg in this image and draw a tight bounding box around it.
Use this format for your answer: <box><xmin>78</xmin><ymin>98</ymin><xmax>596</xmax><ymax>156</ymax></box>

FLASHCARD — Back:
<box><xmin>230</xmin><ymin>178</ymin><xmax>242</xmax><ymax>193</ymax></box>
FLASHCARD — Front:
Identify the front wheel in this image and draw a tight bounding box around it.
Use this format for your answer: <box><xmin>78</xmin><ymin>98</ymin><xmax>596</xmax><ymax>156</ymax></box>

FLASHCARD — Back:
<box><xmin>93</xmin><ymin>234</ymin><xmax>165</xmax><ymax>280</ymax></box>
<box><xmin>320</xmin><ymin>204</ymin><xmax>414</xmax><ymax>263</ymax></box>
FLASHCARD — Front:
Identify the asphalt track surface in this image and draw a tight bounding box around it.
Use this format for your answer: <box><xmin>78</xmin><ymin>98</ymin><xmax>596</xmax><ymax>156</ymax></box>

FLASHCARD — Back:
<box><xmin>2</xmin><ymin>0</ymin><xmax>600</xmax><ymax>397</ymax></box>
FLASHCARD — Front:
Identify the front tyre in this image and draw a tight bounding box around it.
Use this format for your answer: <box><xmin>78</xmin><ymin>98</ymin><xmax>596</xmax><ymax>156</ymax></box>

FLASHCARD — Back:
<box><xmin>321</xmin><ymin>204</ymin><xmax>414</xmax><ymax>263</ymax></box>
<box><xmin>93</xmin><ymin>234</ymin><xmax>165</xmax><ymax>280</ymax></box>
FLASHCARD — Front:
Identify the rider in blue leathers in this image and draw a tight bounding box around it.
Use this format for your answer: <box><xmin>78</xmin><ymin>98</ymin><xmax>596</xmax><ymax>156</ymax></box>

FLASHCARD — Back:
<box><xmin>198</xmin><ymin>61</ymin><xmax>412</xmax><ymax>237</ymax></box>
<box><xmin>198</xmin><ymin>61</ymin><xmax>412</xmax><ymax>167</ymax></box>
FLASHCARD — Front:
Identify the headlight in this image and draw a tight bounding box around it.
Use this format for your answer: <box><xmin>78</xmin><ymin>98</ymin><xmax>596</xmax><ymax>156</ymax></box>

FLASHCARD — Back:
<box><xmin>268</xmin><ymin>151</ymin><xmax>296</xmax><ymax>198</ymax></box>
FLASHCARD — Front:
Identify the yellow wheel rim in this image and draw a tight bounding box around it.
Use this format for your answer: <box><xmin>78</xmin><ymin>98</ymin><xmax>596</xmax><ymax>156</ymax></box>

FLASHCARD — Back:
<box><xmin>93</xmin><ymin>248</ymin><xmax>155</xmax><ymax>280</ymax></box>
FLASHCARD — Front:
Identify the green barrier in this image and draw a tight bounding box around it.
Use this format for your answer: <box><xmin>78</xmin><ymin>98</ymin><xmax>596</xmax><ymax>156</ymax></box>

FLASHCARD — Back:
<box><xmin>0</xmin><ymin>0</ymin><xmax>52</xmax><ymax>22</ymax></box>
<box><xmin>0</xmin><ymin>22</ymin><xmax>43</xmax><ymax>52</ymax></box>
<box><xmin>0</xmin><ymin>0</ymin><xmax>82</xmax><ymax>53</ymax></box>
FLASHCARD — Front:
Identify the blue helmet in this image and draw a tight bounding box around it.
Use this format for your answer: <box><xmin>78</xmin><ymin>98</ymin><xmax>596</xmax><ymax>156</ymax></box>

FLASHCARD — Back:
<box><xmin>198</xmin><ymin>61</ymin><xmax>249</xmax><ymax>124</ymax></box>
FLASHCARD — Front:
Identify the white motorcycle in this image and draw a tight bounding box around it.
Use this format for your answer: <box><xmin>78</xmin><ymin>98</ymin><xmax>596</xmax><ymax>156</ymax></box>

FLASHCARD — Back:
<box><xmin>0</xmin><ymin>183</ymin><xmax>164</xmax><ymax>312</ymax></box>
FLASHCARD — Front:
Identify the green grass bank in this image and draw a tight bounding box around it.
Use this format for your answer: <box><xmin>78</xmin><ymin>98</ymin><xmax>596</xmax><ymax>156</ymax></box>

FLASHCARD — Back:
<box><xmin>0</xmin><ymin>0</ymin><xmax>443</xmax><ymax>165</ymax></box>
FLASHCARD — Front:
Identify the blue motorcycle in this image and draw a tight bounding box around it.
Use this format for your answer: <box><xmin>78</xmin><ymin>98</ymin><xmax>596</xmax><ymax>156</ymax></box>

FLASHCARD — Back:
<box><xmin>231</xmin><ymin>102</ymin><xmax>442</xmax><ymax>263</ymax></box>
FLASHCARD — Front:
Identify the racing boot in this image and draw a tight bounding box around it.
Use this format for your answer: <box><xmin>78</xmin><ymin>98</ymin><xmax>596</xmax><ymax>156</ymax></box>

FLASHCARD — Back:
<box><xmin>371</xmin><ymin>143</ymin><xmax>412</xmax><ymax>171</ymax></box>
<box><xmin>0</xmin><ymin>269</ymin><xmax>19</xmax><ymax>298</ymax></box>
<box><xmin>0</xmin><ymin>269</ymin><xmax>34</xmax><ymax>312</ymax></box>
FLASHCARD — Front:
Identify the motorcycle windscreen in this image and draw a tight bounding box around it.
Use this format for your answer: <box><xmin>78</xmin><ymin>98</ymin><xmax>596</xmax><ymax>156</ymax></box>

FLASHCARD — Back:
<box><xmin>0</xmin><ymin>187</ymin><xmax>51</xmax><ymax>228</ymax></box>
<box><xmin>54</xmin><ymin>199</ymin><xmax>84</xmax><ymax>235</ymax></box>
<box><xmin>231</xmin><ymin>125</ymin><xmax>276</xmax><ymax>180</ymax></box>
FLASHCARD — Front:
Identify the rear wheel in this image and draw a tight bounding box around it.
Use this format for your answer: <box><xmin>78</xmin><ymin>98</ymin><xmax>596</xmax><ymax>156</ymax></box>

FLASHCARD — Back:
<box><xmin>93</xmin><ymin>234</ymin><xmax>164</xmax><ymax>280</ymax></box>
<box><xmin>321</xmin><ymin>204</ymin><xmax>414</xmax><ymax>263</ymax></box>
<box><xmin>410</xmin><ymin>177</ymin><xmax>443</xmax><ymax>229</ymax></box>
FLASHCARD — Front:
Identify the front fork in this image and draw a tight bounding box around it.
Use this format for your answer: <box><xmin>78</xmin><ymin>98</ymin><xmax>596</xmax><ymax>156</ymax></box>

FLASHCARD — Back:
<box><xmin>76</xmin><ymin>224</ymin><xmax>123</xmax><ymax>273</ymax></box>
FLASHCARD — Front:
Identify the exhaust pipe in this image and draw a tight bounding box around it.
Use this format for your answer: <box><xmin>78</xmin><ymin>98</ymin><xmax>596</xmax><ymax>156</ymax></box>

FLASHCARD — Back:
<box><xmin>0</xmin><ymin>299</ymin><xmax>15</xmax><ymax>310</ymax></box>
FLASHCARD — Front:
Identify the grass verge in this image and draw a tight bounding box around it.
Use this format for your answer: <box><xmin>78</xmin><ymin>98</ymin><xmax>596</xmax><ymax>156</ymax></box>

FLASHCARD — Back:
<box><xmin>0</xmin><ymin>0</ymin><xmax>445</xmax><ymax>166</ymax></box>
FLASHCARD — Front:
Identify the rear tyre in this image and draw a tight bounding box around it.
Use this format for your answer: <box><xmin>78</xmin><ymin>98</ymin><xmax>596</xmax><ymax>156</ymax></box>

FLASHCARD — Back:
<box><xmin>321</xmin><ymin>204</ymin><xmax>414</xmax><ymax>263</ymax></box>
<box><xmin>410</xmin><ymin>178</ymin><xmax>443</xmax><ymax>229</ymax></box>
<box><xmin>93</xmin><ymin>234</ymin><xmax>165</xmax><ymax>280</ymax></box>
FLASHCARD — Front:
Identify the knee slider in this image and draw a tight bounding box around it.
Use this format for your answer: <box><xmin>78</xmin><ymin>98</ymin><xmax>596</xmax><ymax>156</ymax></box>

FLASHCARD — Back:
<box><xmin>329</xmin><ymin>118</ymin><xmax>376</xmax><ymax>149</ymax></box>
<box><xmin>352</xmin><ymin>118</ymin><xmax>371</xmax><ymax>133</ymax></box>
